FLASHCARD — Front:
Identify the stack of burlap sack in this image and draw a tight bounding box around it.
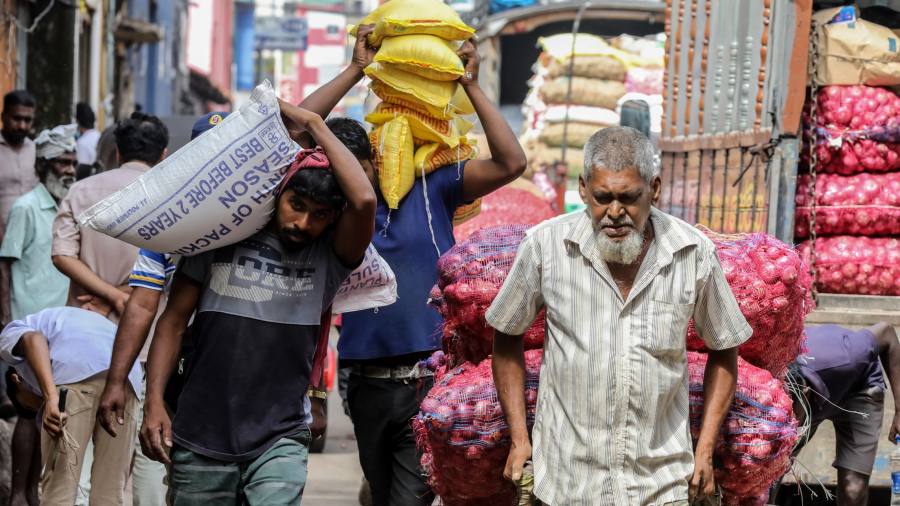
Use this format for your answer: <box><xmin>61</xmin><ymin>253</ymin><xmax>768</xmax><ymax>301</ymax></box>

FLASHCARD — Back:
<box><xmin>521</xmin><ymin>33</ymin><xmax>664</xmax><ymax>178</ymax></box>
<box><xmin>352</xmin><ymin>0</ymin><xmax>480</xmax><ymax>220</ymax></box>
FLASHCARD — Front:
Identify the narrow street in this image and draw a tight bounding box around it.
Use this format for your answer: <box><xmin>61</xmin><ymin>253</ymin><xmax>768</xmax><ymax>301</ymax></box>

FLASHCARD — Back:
<box><xmin>305</xmin><ymin>388</ymin><xmax>365</xmax><ymax>506</ymax></box>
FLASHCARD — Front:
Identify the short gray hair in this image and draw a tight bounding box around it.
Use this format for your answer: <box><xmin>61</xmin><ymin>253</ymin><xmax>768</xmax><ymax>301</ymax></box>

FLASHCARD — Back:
<box><xmin>582</xmin><ymin>126</ymin><xmax>658</xmax><ymax>184</ymax></box>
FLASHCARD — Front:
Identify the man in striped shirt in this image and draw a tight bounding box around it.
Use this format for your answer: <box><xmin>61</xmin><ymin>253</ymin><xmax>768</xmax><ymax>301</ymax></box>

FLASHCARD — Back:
<box><xmin>488</xmin><ymin>127</ymin><xmax>752</xmax><ymax>505</ymax></box>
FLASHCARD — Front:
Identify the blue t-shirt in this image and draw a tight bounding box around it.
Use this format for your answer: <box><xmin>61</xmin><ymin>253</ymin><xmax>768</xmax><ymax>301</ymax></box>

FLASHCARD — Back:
<box><xmin>800</xmin><ymin>324</ymin><xmax>885</xmax><ymax>421</ymax></box>
<box><xmin>339</xmin><ymin>164</ymin><xmax>466</xmax><ymax>360</ymax></box>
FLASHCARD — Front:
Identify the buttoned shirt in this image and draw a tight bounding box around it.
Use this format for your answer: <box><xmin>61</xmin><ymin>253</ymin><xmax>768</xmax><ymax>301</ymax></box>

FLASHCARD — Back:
<box><xmin>486</xmin><ymin>208</ymin><xmax>751</xmax><ymax>506</ymax></box>
<box><xmin>52</xmin><ymin>161</ymin><xmax>152</xmax><ymax>314</ymax></box>
<box><xmin>0</xmin><ymin>184</ymin><xmax>69</xmax><ymax>319</ymax></box>
<box><xmin>0</xmin><ymin>135</ymin><xmax>37</xmax><ymax>235</ymax></box>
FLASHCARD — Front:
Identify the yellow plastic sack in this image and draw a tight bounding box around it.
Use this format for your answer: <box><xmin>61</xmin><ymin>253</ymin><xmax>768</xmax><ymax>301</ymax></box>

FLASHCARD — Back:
<box><xmin>366</xmin><ymin>63</ymin><xmax>456</xmax><ymax>115</ymax></box>
<box><xmin>351</xmin><ymin>0</ymin><xmax>474</xmax><ymax>46</ymax></box>
<box><xmin>375</xmin><ymin>35</ymin><xmax>464</xmax><ymax>81</ymax></box>
<box><xmin>451</xmin><ymin>83</ymin><xmax>475</xmax><ymax>115</ymax></box>
<box><xmin>366</xmin><ymin>103</ymin><xmax>460</xmax><ymax>147</ymax></box>
<box><xmin>370</xmin><ymin>116</ymin><xmax>415</xmax><ymax>209</ymax></box>
<box><xmin>414</xmin><ymin>140</ymin><xmax>475</xmax><ymax>174</ymax></box>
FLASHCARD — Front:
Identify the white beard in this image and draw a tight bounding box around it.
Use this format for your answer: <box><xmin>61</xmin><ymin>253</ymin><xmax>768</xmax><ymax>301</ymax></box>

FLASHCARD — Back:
<box><xmin>594</xmin><ymin>216</ymin><xmax>644</xmax><ymax>265</ymax></box>
<box><xmin>45</xmin><ymin>172</ymin><xmax>74</xmax><ymax>201</ymax></box>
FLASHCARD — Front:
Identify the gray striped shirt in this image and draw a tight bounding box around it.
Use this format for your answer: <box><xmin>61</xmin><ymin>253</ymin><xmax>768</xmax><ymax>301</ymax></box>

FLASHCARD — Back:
<box><xmin>486</xmin><ymin>208</ymin><xmax>751</xmax><ymax>506</ymax></box>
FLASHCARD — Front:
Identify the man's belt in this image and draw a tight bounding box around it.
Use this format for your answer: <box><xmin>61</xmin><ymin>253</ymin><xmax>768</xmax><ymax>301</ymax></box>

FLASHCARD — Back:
<box><xmin>351</xmin><ymin>363</ymin><xmax>433</xmax><ymax>380</ymax></box>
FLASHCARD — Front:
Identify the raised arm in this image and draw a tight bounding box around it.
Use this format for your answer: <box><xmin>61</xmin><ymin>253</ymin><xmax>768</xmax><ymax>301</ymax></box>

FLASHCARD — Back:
<box><xmin>99</xmin><ymin>286</ymin><xmax>163</xmax><ymax>436</ymax></box>
<box><xmin>493</xmin><ymin>331</ymin><xmax>530</xmax><ymax>482</ymax></box>
<box><xmin>872</xmin><ymin>322</ymin><xmax>900</xmax><ymax>442</ymax></box>
<box><xmin>458</xmin><ymin>41</ymin><xmax>527</xmax><ymax>202</ymax></box>
<box><xmin>293</xmin><ymin>25</ymin><xmax>375</xmax><ymax>147</ymax></box>
<box><xmin>140</xmin><ymin>275</ymin><xmax>200</xmax><ymax>464</ymax></box>
<box><xmin>280</xmin><ymin>100</ymin><xmax>376</xmax><ymax>267</ymax></box>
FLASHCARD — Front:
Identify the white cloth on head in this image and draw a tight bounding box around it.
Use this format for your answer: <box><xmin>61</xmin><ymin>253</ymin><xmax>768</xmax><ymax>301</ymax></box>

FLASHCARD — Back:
<box><xmin>35</xmin><ymin>124</ymin><xmax>77</xmax><ymax>160</ymax></box>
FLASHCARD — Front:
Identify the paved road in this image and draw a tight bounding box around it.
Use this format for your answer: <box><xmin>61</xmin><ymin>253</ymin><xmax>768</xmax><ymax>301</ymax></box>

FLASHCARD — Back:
<box><xmin>304</xmin><ymin>385</ymin><xmax>365</xmax><ymax>506</ymax></box>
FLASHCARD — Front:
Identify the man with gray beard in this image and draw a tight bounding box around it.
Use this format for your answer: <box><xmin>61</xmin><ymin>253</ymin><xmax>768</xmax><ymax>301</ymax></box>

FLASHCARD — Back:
<box><xmin>488</xmin><ymin>127</ymin><xmax>752</xmax><ymax>505</ymax></box>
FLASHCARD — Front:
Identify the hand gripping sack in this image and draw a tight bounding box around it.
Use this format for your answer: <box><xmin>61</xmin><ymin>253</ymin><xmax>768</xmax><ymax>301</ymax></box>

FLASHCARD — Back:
<box><xmin>77</xmin><ymin>81</ymin><xmax>299</xmax><ymax>256</ymax></box>
<box><xmin>351</xmin><ymin>0</ymin><xmax>474</xmax><ymax>46</ymax></box>
<box><xmin>333</xmin><ymin>245</ymin><xmax>398</xmax><ymax>313</ymax></box>
<box><xmin>374</xmin><ymin>34</ymin><xmax>465</xmax><ymax>81</ymax></box>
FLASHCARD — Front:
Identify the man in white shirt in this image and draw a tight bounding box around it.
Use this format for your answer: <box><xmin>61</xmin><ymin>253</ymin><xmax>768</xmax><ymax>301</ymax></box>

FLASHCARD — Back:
<box><xmin>489</xmin><ymin>127</ymin><xmax>751</xmax><ymax>505</ymax></box>
<box><xmin>74</xmin><ymin>103</ymin><xmax>100</xmax><ymax>179</ymax></box>
<box><xmin>0</xmin><ymin>307</ymin><xmax>143</xmax><ymax>506</ymax></box>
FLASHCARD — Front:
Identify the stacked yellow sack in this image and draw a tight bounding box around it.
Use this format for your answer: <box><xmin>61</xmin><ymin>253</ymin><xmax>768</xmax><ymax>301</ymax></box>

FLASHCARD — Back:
<box><xmin>353</xmin><ymin>0</ymin><xmax>478</xmax><ymax>214</ymax></box>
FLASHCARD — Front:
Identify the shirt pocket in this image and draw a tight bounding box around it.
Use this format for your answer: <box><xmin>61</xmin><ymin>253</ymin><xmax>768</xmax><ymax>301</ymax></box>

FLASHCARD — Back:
<box><xmin>645</xmin><ymin>300</ymin><xmax>693</xmax><ymax>355</ymax></box>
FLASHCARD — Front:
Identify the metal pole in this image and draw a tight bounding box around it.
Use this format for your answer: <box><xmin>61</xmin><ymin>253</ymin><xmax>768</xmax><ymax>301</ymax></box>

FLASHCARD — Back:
<box><xmin>560</xmin><ymin>0</ymin><xmax>591</xmax><ymax>163</ymax></box>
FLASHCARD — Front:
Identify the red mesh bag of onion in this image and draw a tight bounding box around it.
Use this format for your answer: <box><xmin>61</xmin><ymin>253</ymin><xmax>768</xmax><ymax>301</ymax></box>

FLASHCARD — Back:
<box><xmin>414</xmin><ymin>349</ymin><xmax>543</xmax><ymax>506</ymax></box>
<box><xmin>431</xmin><ymin>225</ymin><xmax>546</xmax><ymax>364</ymax></box>
<box><xmin>686</xmin><ymin>230</ymin><xmax>813</xmax><ymax>377</ymax></box>
<box><xmin>688</xmin><ymin>352</ymin><xmax>799</xmax><ymax>506</ymax></box>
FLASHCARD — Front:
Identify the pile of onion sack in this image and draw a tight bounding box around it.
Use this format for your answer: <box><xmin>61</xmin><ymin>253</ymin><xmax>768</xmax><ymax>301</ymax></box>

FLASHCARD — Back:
<box><xmin>414</xmin><ymin>349</ymin><xmax>543</xmax><ymax>506</ymax></box>
<box><xmin>688</xmin><ymin>352</ymin><xmax>799</xmax><ymax>506</ymax></box>
<box><xmin>686</xmin><ymin>231</ymin><xmax>813</xmax><ymax>377</ymax></box>
<box><xmin>807</xmin><ymin>85</ymin><xmax>900</xmax><ymax>174</ymax></box>
<box><xmin>795</xmin><ymin>172</ymin><xmax>900</xmax><ymax>238</ymax></box>
<box><xmin>799</xmin><ymin>236</ymin><xmax>900</xmax><ymax>296</ymax></box>
<box><xmin>431</xmin><ymin>225</ymin><xmax>546</xmax><ymax>364</ymax></box>
<box><xmin>454</xmin><ymin>187</ymin><xmax>557</xmax><ymax>242</ymax></box>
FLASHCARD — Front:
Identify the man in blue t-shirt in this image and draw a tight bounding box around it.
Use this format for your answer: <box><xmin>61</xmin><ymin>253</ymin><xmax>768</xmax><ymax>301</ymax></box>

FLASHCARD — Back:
<box><xmin>301</xmin><ymin>25</ymin><xmax>527</xmax><ymax>505</ymax></box>
<box><xmin>139</xmin><ymin>102</ymin><xmax>376</xmax><ymax>505</ymax></box>
<box><xmin>787</xmin><ymin>323</ymin><xmax>900</xmax><ymax>506</ymax></box>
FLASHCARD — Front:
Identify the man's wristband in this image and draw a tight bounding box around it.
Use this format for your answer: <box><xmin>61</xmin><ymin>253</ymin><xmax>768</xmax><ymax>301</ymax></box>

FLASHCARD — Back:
<box><xmin>307</xmin><ymin>388</ymin><xmax>327</xmax><ymax>400</ymax></box>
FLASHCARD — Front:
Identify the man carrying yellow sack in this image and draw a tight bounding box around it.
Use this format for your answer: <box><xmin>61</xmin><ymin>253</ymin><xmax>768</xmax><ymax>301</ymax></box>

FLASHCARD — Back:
<box><xmin>299</xmin><ymin>23</ymin><xmax>527</xmax><ymax>506</ymax></box>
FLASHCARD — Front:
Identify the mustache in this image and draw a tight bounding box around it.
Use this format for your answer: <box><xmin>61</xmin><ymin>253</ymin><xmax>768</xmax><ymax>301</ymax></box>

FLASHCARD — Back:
<box><xmin>598</xmin><ymin>215</ymin><xmax>635</xmax><ymax>228</ymax></box>
<box><xmin>281</xmin><ymin>227</ymin><xmax>311</xmax><ymax>241</ymax></box>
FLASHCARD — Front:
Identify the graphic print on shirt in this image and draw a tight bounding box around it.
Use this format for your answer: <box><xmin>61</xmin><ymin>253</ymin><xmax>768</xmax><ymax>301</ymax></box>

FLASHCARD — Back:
<box><xmin>201</xmin><ymin>236</ymin><xmax>326</xmax><ymax>326</ymax></box>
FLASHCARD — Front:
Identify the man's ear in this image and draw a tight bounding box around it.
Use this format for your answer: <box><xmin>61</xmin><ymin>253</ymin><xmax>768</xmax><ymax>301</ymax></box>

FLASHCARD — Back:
<box><xmin>651</xmin><ymin>176</ymin><xmax>662</xmax><ymax>205</ymax></box>
<box><xmin>578</xmin><ymin>175</ymin><xmax>588</xmax><ymax>205</ymax></box>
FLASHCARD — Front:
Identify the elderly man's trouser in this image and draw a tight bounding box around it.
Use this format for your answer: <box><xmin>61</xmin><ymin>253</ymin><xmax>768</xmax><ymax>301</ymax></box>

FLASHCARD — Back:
<box><xmin>40</xmin><ymin>373</ymin><xmax>139</xmax><ymax>506</ymax></box>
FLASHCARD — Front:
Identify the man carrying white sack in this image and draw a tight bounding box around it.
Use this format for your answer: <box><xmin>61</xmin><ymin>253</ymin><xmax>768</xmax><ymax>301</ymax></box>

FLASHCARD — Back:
<box><xmin>139</xmin><ymin>101</ymin><xmax>376</xmax><ymax>505</ymax></box>
<box><xmin>488</xmin><ymin>126</ymin><xmax>752</xmax><ymax>505</ymax></box>
<box><xmin>0</xmin><ymin>307</ymin><xmax>144</xmax><ymax>505</ymax></box>
<box><xmin>297</xmin><ymin>25</ymin><xmax>527</xmax><ymax>505</ymax></box>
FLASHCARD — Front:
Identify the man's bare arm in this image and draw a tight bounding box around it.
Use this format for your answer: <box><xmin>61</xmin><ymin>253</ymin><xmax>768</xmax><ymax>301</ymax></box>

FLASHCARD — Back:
<box><xmin>52</xmin><ymin>255</ymin><xmax>130</xmax><ymax>314</ymax></box>
<box><xmin>141</xmin><ymin>275</ymin><xmax>200</xmax><ymax>464</ymax></box>
<box><xmin>293</xmin><ymin>24</ymin><xmax>375</xmax><ymax>147</ymax></box>
<box><xmin>493</xmin><ymin>331</ymin><xmax>531</xmax><ymax>482</ymax></box>
<box><xmin>99</xmin><ymin>287</ymin><xmax>163</xmax><ymax>436</ymax></box>
<box><xmin>692</xmin><ymin>346</ymin><xmax>738</xmax><ymax>500</ymax></box>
